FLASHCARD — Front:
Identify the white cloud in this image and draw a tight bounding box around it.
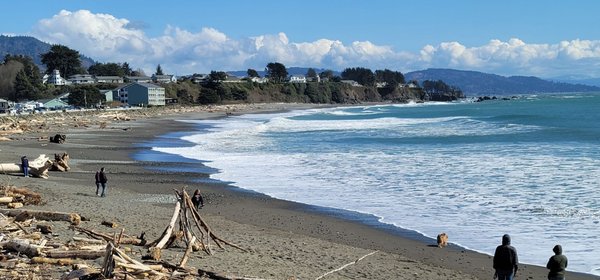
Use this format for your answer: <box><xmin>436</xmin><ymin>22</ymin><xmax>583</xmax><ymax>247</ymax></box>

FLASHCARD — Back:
<box><xmin>31</xmin><ymin>10</ymin><xmax>600</xmax><ymax>78</ymax></box>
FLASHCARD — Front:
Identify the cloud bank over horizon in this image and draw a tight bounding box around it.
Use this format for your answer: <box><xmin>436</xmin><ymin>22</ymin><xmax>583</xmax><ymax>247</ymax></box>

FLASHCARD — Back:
<box><xmin>29</xmin><ymin>10</ymin><xmax>600</xmax><ymax>78</ymax></box>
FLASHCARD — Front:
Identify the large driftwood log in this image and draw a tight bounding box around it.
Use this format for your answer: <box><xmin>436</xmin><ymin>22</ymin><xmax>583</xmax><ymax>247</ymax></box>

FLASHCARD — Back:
<box><xmin>46</xmin><ymin>249</ymin><xmax>105</xmax><ymax>259</ymax></box>
<box><xmin>2</xmin><ymin>239</ymin><xmax>42</xmax><ymax>257</ymax></box>
<box><xmin>0</xmin><ymin>209</ymin><xmax>81</xmax><ymax>225</ymax></box>
<box><xmin>147</xmin><ymin>200</ymin><xmax>181</xmax><ymax>260</ymax></box>
<box><xmin>0</xmin><ymin>197</ymin><xmax>13</xmax><ymax>203</ymax></box>
<box><xmin>0</xmin><ymin>154</ymin><xmax>53</xmax><ymax>178</ymax></box>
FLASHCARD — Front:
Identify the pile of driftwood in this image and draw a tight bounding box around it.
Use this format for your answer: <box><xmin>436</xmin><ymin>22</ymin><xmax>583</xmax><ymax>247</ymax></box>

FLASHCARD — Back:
<box><xmin>0</xmin><ymin>186</ymin><xmax>250</xmax><ymax>280</ymax></box>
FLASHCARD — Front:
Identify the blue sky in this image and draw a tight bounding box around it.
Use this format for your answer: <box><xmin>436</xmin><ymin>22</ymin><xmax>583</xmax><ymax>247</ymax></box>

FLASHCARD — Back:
<box><xmin>3</xmin><ymin>0</ymin><xmax>600</xmax><ymax>78</ymax></box>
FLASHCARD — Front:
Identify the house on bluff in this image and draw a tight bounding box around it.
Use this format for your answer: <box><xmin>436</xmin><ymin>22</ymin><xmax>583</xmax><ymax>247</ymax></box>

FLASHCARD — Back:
<box><xmin>111</xmin><ymin>83</ymin><xmax>166</xmax><ymax>107</ymax></box>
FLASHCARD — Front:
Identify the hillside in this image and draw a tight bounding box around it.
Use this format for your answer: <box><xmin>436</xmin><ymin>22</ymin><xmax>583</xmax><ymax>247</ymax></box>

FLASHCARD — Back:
<box><xmin>405</xmin><ymin>68</ymin><xmax>600</xmax><ymax>95</ymax></box>
<box><xmin>0</xmin><ymin>35</ymin><xmax>96</xmax><ymax>70</ymax></box>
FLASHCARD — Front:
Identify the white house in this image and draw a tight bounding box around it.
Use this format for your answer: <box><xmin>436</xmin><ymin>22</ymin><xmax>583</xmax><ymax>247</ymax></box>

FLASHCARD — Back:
<box><xmin>288</xmin><ymin>75</ymin><xmax>307</xmax><ymax>83</ymax></box>
<box><xmin>68</xmin><ymin>74</ymin><xmax>95</xmax><ymax>84</ymax></box>
<box><xmin>151</xmin><ymin>74</ymin><xmax>177</xmax><ymax>83</ymax></box>
<box><xmin>249</xmin><ymin>77</ymin><xmax>269</xmax><ymax>83</ymax></box>
<box><xmin>191</xmin><ymin>74</ymin><xmax>209</xmax><ymax>84</ymax></box>
<box><xmin>96</xmin><ymin>76</ymin><xmax>124</xmax><ymax>84</ymax></box>
<box><xmin>222</xmin><ymin>74</ymin><xmax>243</xmax><ymax>83</ymax></box>
<box><xmin>126</xmin><ymin>76</ymin><xmax>152</xmax><ymax>83</ymax></box>
<box><xmin>45</xmin><ymin>70</ymin><xmax>68</xmax><ymax>86</ymax></box>
<box><xmin>341</xmin><ymin>80</ymin><xmax>361</xmax><ymax>87</ymax></box>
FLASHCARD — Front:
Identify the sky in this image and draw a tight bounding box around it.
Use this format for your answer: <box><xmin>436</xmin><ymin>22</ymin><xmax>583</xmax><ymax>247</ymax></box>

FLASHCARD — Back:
<box><xmin>3</xmin><ymin>0</ymin><xmax>600</xmax><ymax>78</ymax></box>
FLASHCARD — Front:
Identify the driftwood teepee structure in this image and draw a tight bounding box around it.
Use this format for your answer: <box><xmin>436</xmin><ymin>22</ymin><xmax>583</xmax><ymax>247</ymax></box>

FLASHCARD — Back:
<box><xmin>146</xmin><ymin>187</ymin><xmax>245</xmax><ymax>266</ymax></box>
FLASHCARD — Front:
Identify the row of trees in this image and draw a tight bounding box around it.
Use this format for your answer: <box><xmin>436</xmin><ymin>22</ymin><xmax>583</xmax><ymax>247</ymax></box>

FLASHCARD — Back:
<box><xmin>1</xmin><ymin>42</ymin><xmax>463</xmax><ymax>106</ymax></box>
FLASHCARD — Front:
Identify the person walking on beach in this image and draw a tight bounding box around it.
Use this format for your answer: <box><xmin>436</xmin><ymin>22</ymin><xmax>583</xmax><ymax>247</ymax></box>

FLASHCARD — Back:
<box><xmin>21</xmin><ymin>156</ymin><xmax>29</xmax><ymax>177</ymax></box>
<box><xmin>493</xmin><ymin>234</ymin><xmax>519</xmax><ymax>280</ymax></box>
<box><xmin>98</xmin><ymin>167</ymin><xmax>108</xmax><ymax>197</ymax></box>
<box><xmin>95</xmin><ymin>170</ymin><xmax>101</xmax><ymax>196</ymax></box>
<box><xmin>547</xmin><ymin>244</ymin><xmax>568</xmax><ymax>280</ymax></box>
<box><xmin>191</xmin><ymin>189</ymin><xmax>204</xmax><ymax>209</ymax></box>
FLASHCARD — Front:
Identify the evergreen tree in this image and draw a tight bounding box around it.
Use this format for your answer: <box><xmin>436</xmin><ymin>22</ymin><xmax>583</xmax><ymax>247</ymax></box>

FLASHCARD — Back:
<box><xmin>41</xmin><ymin>45</ymin><xmax>83</xmax><ymax>78</ymax></box>
<box><xmin>266</xmin><ymin>62</ymin><xmax>288</xmax><ymax>83</ymax></box>
<box><xmin>341</xmin><ymin>67</ymin><xmax>375</xmax><ymax>86</ymax></box>
<box><xmin>68</xmin><ymin>85</ymin><xmax>104</xmax><ymax>107</ymax></box>
<box><xmin>155</xmin><ymin>64</ymin><xmax>164</xmax><ymax>75</ymax></box>
<box><xmin>121</xmin><ymin>62</ymin><xmax>132</xmax><ymax>76</ymax></box>
<box><xmin>247</xmin><ymin>68</ymin><xmax>259</xmax><ymax>78</ymax></box>
<box><xmin>306</xmin><ymin>68</ymin><xmax>317</xmax><ymax>79</ymax></box>
<box><xmin>14</xmin><ymin>70</ymin><xmax>37</xmax><ymax>101</ymax></box>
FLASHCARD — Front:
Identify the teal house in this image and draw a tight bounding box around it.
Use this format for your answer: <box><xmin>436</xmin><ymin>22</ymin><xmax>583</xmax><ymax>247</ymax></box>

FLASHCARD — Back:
<box><xmin>39</xmin><ymin>97</ymin><xmax>69</xmax><ymax>110</ymax></box>
<box><xmin>114</xmin><ymin>83</ymin><xmax>165</xmax><ymax>106</ymax></box>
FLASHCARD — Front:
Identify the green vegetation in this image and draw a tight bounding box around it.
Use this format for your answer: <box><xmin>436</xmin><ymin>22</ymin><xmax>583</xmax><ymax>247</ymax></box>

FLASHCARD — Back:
<box><xmin>422</xmin><ymin>80</ymin><xmax>464</xmax><ymax>101</ymax></box>
<box><xmin>0</xmin><ymin>44</ymin><xmax>465</xmax><ymax>106</ymax></box>
<box><xmin>155</xmin><ymin>64</ymin><xmax>164</xmax><ymax>76</ymax></box>
<box><xmin>266</xmin><ymin>62</ymin><xmax>288</xmax><ymax>82</ymax></box>
<box><xmin>41</xmin><ymin>45</ymin><xmax>84</xmax><ymax>77</ymax></box>
<box><xmin>88</xmin><ymin>62</ymin><xmax>131</xmax><ymax>76</ymax></box>
<box><xmin>68</xmin><ymin>85</ymin><xmax>104</xmax><ymax>107</ymax></box>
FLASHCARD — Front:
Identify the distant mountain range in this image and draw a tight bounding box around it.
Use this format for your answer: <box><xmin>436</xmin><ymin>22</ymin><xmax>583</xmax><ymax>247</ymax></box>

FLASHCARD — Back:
<box><xmin>405</xmin><ymin>68</ymin><xmax>600</xmax><ymax>95</ymax></box>
<box><xmin>0</xmin><ymin>35</ymin><xmax>96</xmax><ymax>70</ymax></box>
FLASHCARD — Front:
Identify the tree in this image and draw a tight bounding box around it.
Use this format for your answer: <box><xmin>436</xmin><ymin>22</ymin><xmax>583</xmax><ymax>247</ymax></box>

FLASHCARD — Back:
<box><xmin>341</xmin><ymin>67</ymin><xmax>375</xmax><ymax>86</ymax></box>
<box><xmin>209</xmin><ymin>71</ymin><xmax>227</xmax><ymax>82</ymax></box>
<box><xmin>375</xmin><ymin>69</ymin><xmax>405</xmax><ymax>88</ymax></box>
<box><xmin>14</xmin><ymin>70</ymin><xmax>38</xmax><ymax>101</ymax></box>
<box><xmin>155</xmin><ymin>64</ymin><xmax>164</xmax><ymax>76</ymax></box>
<box><xmin>306</xmin><ymin>68</ymin><xmax>317</xmax><ymax>79</ymax></box>
<box><xmin>247</xmin><ymin>68</ymin><xmax>259</xmax><ymax>78</ymax></box>
<box><xmin>319</xmin><ymin>70</ymin><xmax>334</xmax><ymax>81</ymax></box>
<box><xmin>68</xmin><ymin>85</ymin><xmax>104</xmax><ymax>108</ymax></box>
<box><xmin>266</xmin><ymin>62</ymin><xmax>288</xmax><ymax>83</ymax></box>
<box><xmin>121</xmin><ymin>62</ymin><xmax>132</xmax><ymax>76</ymax></box>
<box><xmin>88</xmin><ymin>62</ymin><xmax>126</xmax><ymax>76</ymax></box>
<box><xmin>131</xmin><ymin>68</ymin><xmax>146</xmax><ymax>77</ymax></box>
<box><xmin>41</xmin><ymin>45</ymin><xmax>83</xmax><ymax>78</ymax></box>
<box><xmin>422</xmin><ymin>80</ymin><xmax>464</xmax><ymax>101</ymax></box>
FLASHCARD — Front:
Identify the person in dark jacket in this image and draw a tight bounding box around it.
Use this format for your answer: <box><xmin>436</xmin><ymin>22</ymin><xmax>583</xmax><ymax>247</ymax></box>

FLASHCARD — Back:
<box><xmin>191</xmin><ymin>189</ymin><xmax>204</xmax><ymax>209</ymax></box>
<box><xmin>98</xmin><ymin>167</ymin><xmax>108</xmax><ymax>197</ymax></box>
<box><xmin>21</xmin><ymin>156</ymin><xmax>29</xmax><ymax>177</ymax></box>
<box><xmin>547</xmin><ymin>244</ymin><xmax>568</xmax><ymax>280</ymax></box>
<box><xmin>95</xmin><ymin>170</ymin><xmax>101</xmax><ymax>196</ymax></box>
<box><xmin>493</xmin><ymin>234</ymin><xmax>519</xmax><ymax>280</ymax></box>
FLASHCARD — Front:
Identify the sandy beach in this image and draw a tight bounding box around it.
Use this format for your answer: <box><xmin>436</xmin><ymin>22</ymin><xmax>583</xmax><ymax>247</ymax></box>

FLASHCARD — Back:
<box><xmin>1</xmin><ymin>104</ymin><xmax>598</xmax><ymax>280</ymax></box>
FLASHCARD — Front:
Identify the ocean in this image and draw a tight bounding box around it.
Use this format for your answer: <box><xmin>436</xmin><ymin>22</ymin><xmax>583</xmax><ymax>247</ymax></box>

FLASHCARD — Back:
<box><xmin>153</xmin><ymin>93</ymin><xmax>600</xmax><ymax>275</ymax></box>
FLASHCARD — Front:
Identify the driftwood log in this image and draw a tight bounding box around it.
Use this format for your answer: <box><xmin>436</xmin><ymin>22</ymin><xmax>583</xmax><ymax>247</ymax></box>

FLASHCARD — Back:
<box><xmin>46</xmin><ymin>249</ymin><xmax>105</xmax><ymax>259</ymax></box>
<box><xmin>2</xmin><ymin>239</ymin><xmax>42</xmax><ymax>258</ymax></box>
<box><xmin>0</xmin><ymin>154</ymin><xmax>53</xmax><ymax>178</ymax></box>
<box><xmin>0</xmin><ymin>209</ymin><xmax>81</xmax><ymax>225</ymax></box>
<box><xmin>50</xmin><ymin>153</ymin><xmax>70</xmax><ymax>172</ymax></box>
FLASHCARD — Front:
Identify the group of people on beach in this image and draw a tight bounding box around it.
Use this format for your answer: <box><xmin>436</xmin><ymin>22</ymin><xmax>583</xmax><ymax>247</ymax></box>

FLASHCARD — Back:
<box><xmin>91</xmin><ymin>167</ymin><xmax>205</xmax><ymax>209</ymax></box>
<box><xmin>493</xmin><ymin>234</ymin><xmax>568</xmax><ymax>280</ymax></box>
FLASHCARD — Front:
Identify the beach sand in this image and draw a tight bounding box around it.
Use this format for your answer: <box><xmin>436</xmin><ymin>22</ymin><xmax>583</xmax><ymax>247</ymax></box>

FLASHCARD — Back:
<box><xmin>1</xmin><ymin>105</ymin><xmax>598</xmax><ymax>279</ymax></box>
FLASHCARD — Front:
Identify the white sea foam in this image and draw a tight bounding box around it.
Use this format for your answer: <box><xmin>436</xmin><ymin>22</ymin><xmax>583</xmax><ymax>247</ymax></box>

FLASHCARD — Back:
<box><xmin>155</xmin><ymin>104</ymin><xmax>600</xmax><ymax>275</ymax></box>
